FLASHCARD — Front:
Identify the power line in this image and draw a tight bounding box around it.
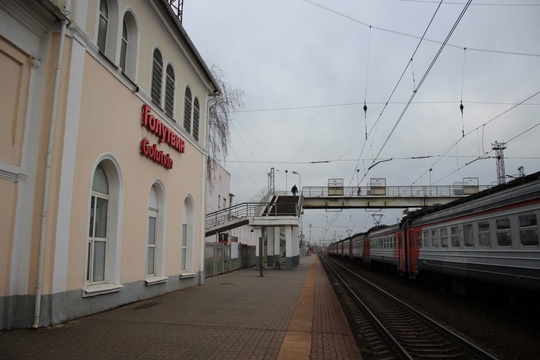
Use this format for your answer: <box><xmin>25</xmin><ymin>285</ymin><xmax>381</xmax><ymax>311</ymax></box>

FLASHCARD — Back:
<box><xmin>233</xmin><ymin>100</ymin><xmax>539</xmax><ymax>114</ymax></box>
<box><xmin>412</xmin><ymin>89</ymin><xmax>540</xmax><ymax>185</ymax></box>
<box><xmin>223</xmin><ymin>155</ymin><xmax>540</xmax><ymax>164</ymax></box>
<box><xmin>300</xmin><ymin>0</ymin><xmax>540</xmax><ymax>58</ymax></box>
<box><xmin>398</xmin><ymin>0</ymin><xmax>540</xmax><ymax>6</ymax></box>
<box><xmin>366</xmin><ymin>0</ymin><xmax>472</xmax><ymax>181</ymax></box>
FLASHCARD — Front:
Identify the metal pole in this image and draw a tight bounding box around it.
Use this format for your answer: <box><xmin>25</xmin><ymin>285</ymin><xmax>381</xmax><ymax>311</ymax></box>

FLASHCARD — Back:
<box><xmin>259</xmin><ymin>228</ymin><xmax>264</xmax><ymax>277</ymax></box>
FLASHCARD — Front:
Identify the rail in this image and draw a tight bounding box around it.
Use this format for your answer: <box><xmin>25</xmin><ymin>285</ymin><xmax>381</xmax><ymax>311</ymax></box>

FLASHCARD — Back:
<box><xmin>301</xmin><ymin>184</ymin><xmax>492</xmax><ymax>197</ymax></box>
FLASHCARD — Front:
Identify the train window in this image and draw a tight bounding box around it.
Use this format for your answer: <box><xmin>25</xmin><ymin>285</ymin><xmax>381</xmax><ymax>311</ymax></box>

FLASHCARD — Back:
<box><xmin>496</xmin><ymin>218</ymin><xmax>512</xmax><ymax>246</ymax></box>
<box><xmin>451</xmin><ymin>226</ymin><xmax>460</xmax><ymax>247</ymax></box>
<box><xmin>478</xmin><ymin>222</ymin><xmax>491</xmax><ymax>247</ymax></box>
<box><xmin>440</xmin><ymin>228</ymin><xmax>448</xmax><ymax>247</ymax></box>
<box><xmin>431</xmin><ymin>229</ymin><xmax>439</xmax><ymax>248</ymax></box>
<box><xmin>519</xmin><ymin>214</ymin><xmax>539</xmax><ymax>246</ymax></box>
<box><xmin>463</xmin><ymin>224</ymin><xmax>474</xmax><ymax>247</ymax></box>
<box><xmin>423</xmin><ymin>231</ymin><xmax>430</xmax><ymax>248</ymax></box>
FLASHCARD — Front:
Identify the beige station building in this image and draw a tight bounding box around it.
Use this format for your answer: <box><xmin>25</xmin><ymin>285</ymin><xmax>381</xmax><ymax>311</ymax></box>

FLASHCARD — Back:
<box><xmin>0</xmin><ymin>0</ymin><xmax>219</xmax><ymax>329</ymax></box>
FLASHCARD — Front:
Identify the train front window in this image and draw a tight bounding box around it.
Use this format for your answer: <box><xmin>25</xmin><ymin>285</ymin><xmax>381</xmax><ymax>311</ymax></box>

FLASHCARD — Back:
<box><xmin>478</xmin><ymin>222</ymin><xmax>491</xmax><ymax>247</ymax></box>
<box><xmin>519</xmin><ymin>214</ymin><xmax>539</xmax><ymax>246</ymax></box>
<box><xmin>496</xmin><ymin>218</ymin><xmax>512</xmax><ymax>246</ymax></box>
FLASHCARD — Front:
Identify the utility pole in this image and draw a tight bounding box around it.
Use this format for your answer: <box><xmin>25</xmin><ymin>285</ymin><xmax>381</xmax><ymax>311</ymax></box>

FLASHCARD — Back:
<box><xmin>492</xmin><ymin>141</ymin><xmax>507</xmax><ymax>185</ymax></box>
<box><xmin>269</xmin><ymin>168</ymin><xmax>275</xmax><ymax>196</ymax></box>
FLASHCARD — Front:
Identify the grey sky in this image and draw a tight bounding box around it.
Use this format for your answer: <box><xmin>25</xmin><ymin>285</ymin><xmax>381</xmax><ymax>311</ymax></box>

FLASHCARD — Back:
<box><xmin>183</xmin><ymin>0</ymin><xmax>540</xmax><ymax>243</ymax></box>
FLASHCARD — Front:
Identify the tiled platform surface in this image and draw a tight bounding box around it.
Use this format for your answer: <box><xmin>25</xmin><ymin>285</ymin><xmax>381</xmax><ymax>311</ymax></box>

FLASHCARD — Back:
<box><xmin>0</xmin><ymin>255</ymin><xmax>361</xmax><ymax>359</ymax></box>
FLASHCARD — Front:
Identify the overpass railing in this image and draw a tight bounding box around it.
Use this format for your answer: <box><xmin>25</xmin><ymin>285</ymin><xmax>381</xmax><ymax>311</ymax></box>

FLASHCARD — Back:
<box><xmin>301</xmin><ymin>185</ymin><xmax>492</xmax><ymax>198</ymax></box>
<box><xmin>205</xmin><ymin>200</ymin><xmax>297</xmax><ymax>229</ymax></box>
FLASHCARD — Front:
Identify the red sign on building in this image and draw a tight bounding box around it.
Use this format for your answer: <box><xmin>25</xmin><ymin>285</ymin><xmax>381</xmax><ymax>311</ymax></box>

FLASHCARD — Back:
<box><xmin>139</xmin><ymin>104</ymin><xmax>186</xmax><ymax>169</ymax></box>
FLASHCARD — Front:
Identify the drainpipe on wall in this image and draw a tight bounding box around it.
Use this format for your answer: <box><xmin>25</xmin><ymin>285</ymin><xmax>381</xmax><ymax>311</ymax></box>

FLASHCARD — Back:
<box><xmin>32</xmin><ymin>16</ymin><xmax>68</xmax><ymax>329</ymax></box>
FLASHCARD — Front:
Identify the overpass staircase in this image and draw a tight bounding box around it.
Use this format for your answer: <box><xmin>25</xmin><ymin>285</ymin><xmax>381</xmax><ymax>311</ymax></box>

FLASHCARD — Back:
<box><xmin>205</xmin><ymin>194</ymin><xmax>300</xmax><ymax>237</ymax></box>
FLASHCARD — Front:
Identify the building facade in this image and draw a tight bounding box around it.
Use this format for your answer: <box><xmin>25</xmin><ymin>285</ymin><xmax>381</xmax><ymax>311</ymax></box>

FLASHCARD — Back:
<box><xmin>0</xmin><ymin>0</ymin><xmax>218</xmax><ymax>329</ymax></box>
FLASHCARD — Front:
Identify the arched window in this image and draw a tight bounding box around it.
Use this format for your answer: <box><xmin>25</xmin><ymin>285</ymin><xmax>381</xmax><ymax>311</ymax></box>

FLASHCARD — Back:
<box><xmin>95</xmin><ymin>0</ymin><xmax>119</xmax><ymax>60</ymax></box>
<box><xmin>85</xmin><ymin>158</ymin><xmax>123</xmax><ymax>294</ymax></box>
<box><xmin>97</xmin><ymin>0</ymin><xmax>109</xmax><ymax>53</ymax></box>
<box><xmin>147</xmin><ymin>186</ymin><xmax>158</xmax><ymax>276</ymax></box>
<box><xmin>151</xmin><ymin>49</ymin><xmax>163</xmax><ymax>106</ymax></box>
<box><xmin>87</xmin><ymin>165</ymin><xmax>109</xmax><ymax>283</ymax></box>
<box><xmin>183</xmin><ymin>87</ymin><xmax>192</xmax><ymax>133</ymax></box>
<box><xmin>120</xmin><ymin>11</ymin><xmax>138</xmax><ymax>81</ymax></box>
<box><xmin>181</xmin><ymin>196</ymin><xmax>194</xmax><ymax>271</ymax></box>
<box><xmin>146</xmin><ymin>182</ymin><xmax>167</xmax><ymax>283</ymax></box>
<box><xmin>119</xmin><ymin>18</ymin><xmax>128</xmax><ymax>72</ymax></box>
<box><xmin>193</xmin><ymin>97</ymin><xmax>200</xmax><ymax>141</ymax></box>
<box><xmin>165</xmin><ymin>64</ymin><xmax>175</xmax><ymax>118</ymax></box>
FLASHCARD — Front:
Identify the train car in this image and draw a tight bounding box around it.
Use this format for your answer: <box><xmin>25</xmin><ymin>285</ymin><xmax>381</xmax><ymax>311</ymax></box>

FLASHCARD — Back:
<box><xmin>328</xmin><ymin>238</ymin><xmax>347</xmax><ymax>258</ymax></box>
<box><xmin>404</xmin><ymin>171</ymin><xmax>540</xmax><ymax>294</ymax></box>
<box><xmin>351</xmin><ymin>232</ymin><xmax>366</xmax><ymax>261</ymax></box>
<box><xmin>363</xmin><ymin>224</ymin><xmax>401</xmax><ymax>270</ymax></box>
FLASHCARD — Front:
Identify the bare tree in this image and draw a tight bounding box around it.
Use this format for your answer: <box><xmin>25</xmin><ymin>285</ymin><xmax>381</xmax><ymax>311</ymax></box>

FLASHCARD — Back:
<box><xmin>207</xmin><ymin>65</ymin><xmax>244</xmax><ymax>184</ymax></box>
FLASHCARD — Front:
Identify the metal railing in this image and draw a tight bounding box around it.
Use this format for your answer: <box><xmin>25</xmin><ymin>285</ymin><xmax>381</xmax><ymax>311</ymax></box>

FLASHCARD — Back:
<box><xmin>205</xmin><ymin>200</ymin><xmax>298</xmax><ymax>229</ymax></box>
<box><xmin>301</xmin><ymin>185</ymin><xmax>492</xmax><ymax>198</ymax></box>
<box><xmin>204</xmin><ymin>243</ymin><xmax>256</xmax><ymax>278</ymax></box>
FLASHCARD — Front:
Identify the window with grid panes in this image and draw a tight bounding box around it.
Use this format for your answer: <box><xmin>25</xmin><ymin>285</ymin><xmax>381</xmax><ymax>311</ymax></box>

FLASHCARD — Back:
<box><xmin>440</xmin><ymin>227</ymin><xmax>448</xmax><ymax>247</ymax></box>
<box><xmin>120</xmin><ymin>19</ymin><xmax>127</xmax><ymax>71</ymax></box>
<box><xmin>431</xmin><ymin>229</ymin><xmax>439</xmax><ymax>247</ymax></box>
<box><xmin>98</xmin><ymin>0</ymin><xmax>108</xmax><ymax>53</ymax></box>
<box><xmin>496</xmin><ymin>218</ymin><xmax>512</xmax><ymax>246</ymax></box>
<box><xmin>451</xmin><ymin>226</ymin><xmax>460</xmax><ymax>247</ymax></box>
<box><xmin>193</xmin><ymin>98</ymin><xmax>200</xmax><ymax>141</ymax></box>
<box><xmin>478</xmin><ymin>221</ymin><xmax>491</xmax><ymax>247</ymax></box>
<box><xmin>87</xmin><ymin>165</ymin><xmax>109</xmax><ymax>283</ymax></box>
<box><xmin>422</xmin><ymin>230</ymin><xmax>429</xmax><ymax>248</ymax></box>
<box><xmin>463</xmin><ymin>224</ymin><xmax>473</xmax><ymax>247</ymax></box>
<box><xmin>151</xmin><ymin>49</ymin><xmax>163</xmax><ymax>105</ymax></box>
<box><xmin>165</xmin><ymin>65</ymin><xmax>175</xmax><ymax>117</ymax></box>
<box><xmin>183</xmin><ymin>87</ymin><xmax>192</xmax><ymax>133</ymax></box>
<box><xmin>181</xmin><ymin>224</ymin><xmax>187</xmax><ymax>271</ymax></box>
<box><xmin>519</xmin><ymin>214</ymin><xmax>539</xmax><ymax>246</ymax></box>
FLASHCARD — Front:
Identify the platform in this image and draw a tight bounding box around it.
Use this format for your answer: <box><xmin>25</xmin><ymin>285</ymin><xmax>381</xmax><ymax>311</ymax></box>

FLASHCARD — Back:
<box><xmin>0</xmin><ymin>255</ymin><xmax>361</xmax><ymax>359</ymax></box>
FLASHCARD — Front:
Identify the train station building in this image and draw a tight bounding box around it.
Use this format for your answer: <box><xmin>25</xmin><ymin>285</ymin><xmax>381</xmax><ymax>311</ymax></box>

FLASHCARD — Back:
<box><xmin>0</xmin><ymin>0</ymin><xmax>219</xmax><ymax>329</ymax></box>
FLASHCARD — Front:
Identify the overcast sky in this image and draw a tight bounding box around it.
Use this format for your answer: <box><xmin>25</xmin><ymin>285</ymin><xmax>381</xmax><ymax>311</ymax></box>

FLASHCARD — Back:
<box><xmin>182</xmin><ymin>0</ymin><xmax>540</xmax><ymax>243</ymax></box>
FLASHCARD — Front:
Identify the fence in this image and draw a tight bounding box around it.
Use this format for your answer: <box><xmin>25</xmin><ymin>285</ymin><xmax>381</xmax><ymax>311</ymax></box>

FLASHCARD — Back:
<box><xmin>204</xmin><ymin>243</ymin><xmax>257</xmax><ymax>278</ymax></box>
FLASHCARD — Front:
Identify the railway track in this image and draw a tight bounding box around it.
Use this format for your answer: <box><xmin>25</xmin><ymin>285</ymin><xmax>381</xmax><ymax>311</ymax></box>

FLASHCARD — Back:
<box><xmin>321</xmin><ymin>255</ymin><xmax>498</xmax><ymax>360</ymax></box>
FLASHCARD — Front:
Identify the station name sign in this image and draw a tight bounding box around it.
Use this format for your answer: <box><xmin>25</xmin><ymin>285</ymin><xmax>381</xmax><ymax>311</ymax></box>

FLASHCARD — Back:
<box><xmin>139</xmin><ymin>104</ymin><xmax>185</xmax><ymax>170</ymax></box>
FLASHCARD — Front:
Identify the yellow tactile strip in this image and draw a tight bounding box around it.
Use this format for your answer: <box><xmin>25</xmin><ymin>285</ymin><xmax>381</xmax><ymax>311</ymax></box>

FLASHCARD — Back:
<box><xmin>277</xmin><ymin>257</ymin><xmax>315</xmax><ymax>359</ymax></box>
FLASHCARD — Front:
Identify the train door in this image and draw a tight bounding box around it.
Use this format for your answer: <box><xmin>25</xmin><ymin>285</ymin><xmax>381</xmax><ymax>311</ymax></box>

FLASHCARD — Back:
<box><xmin>364</xmin><ymin>236</ymin><xmax>371</xmax><ymax>264</ymax></box>
<box><xmin>407</xmin><ymin>228</ymin><xmax>422</xmax><ymax>277</ymax></box>
<box><xmin>397</xmin><ymin>231</ymin><xmax>405</xmax><ymax>274</ymax></box>
<box><xmin>348</xmin><ymin>239</ymin><xmax>353</xmax><ymax>260</ymax></box>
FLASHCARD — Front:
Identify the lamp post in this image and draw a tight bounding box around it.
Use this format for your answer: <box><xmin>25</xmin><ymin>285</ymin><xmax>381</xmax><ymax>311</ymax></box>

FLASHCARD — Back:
<box><xmin>292</xmin><ymin>171</ymin><xmax>303</xmax><ymax>254</ymax></box>
<box><xmin>292</xmin><ymin>171</ymin><xmax>301</xmax><ymax>193</ymax></box>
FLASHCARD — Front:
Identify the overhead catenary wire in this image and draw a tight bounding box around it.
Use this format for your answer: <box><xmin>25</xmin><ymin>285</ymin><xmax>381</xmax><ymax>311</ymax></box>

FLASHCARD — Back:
<box><xmin>300</xmin><ymin>0</ymin><xmax>540</xmax><ymax>58</ymax></box>
<box><xmin>351</xmin><ymin>0</ymin><xmax>446</xmax><ymax>187</ymax></box>
<box><xmin>327</xmin><ymin>0</ymin><xmax>455</xmax><ymax>238</ymax></box>
<box><xmin>365</xmin><ymin>0</ymin><xmax>471</xmax><ymax>181</ymax></box>
<box><xmin>411</xmin><ymin>89</ymin><xmax>540</xmax><ymax>186</ymax></box>
<box><xmin>363</xmin><ymin>26</ymin><xmax>372</xmax><ymax>140</ymax></box>
<box><xmin>460</xmin><ymin>47</ymin><xmax>467</xmax><ymax>137</ymax></box>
